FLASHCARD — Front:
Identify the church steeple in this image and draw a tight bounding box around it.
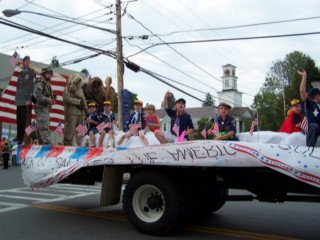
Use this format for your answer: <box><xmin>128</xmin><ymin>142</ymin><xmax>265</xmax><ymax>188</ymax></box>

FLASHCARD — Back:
<box><xmin>218</xmin><ymin>64</ymin><xmax>243</xmax><ymax>108</ymax></box>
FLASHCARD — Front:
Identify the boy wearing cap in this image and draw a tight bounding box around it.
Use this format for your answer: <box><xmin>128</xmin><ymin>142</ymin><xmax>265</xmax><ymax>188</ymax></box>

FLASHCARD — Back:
<box><xmin>77</xmin><ymin>103</ymin><xmax>99</xmax><ymax>147</ymax></box>
<box><xmin>298</xmin><ymin>69</ymin><xmax>320</xmax><ymax>146</ymax></box>
<box><xmin>14</xmin><ymin>56</ymin><xmax>36</xmax><ymax>145</ymax></box>
<box><xmin>117</xmin><ymin>100</ymin><xmax>147</xmax><ymax>146</ymax></box>
<box><xmin>155</xmin><ymin>91</ymin><xmax>194</xmax><ymax>143</ymax></box>
<box><xmin>208</xmin><ymin>102</ymin><xmax>238</xmax><ymax>141</ymax></box>
<box><xmin>280</xmin><ymin>99</ymin><xmax>303</xmax><ymax>133</ymax></box>
<box><xmin>98</xmin><ymin>101</ymin><xmax>116</xmax><ymax>147</ymax></box>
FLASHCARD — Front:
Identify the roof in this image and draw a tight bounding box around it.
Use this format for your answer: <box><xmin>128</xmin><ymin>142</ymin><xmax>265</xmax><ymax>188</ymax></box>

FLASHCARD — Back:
<box><xmin>155</xmin><ymin>106</ymin><xmax>250</xmax><ymax>119</ymax></box>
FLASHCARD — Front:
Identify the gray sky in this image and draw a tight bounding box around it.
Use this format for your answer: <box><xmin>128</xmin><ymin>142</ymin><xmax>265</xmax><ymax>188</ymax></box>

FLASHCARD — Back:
<box><xmin>1</xmin><ymin>0</ymin><xmax>319</xmax><ymax>109</ymax></box>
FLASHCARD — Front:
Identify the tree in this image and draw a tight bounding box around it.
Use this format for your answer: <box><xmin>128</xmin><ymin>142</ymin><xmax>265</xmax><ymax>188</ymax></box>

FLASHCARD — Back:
<box><xmin>81</xmin><ymin>68</ymin><xmax>88</xmax><ymax>74</ymax></box>
<box><xmin>202</xmin><ymin>92</ymin><xmax>215</xmax><ymax>107</ymax></box>
<box><xmin>51</xmin><ymin>56</ymin><xmax>59</xmax><ymax>67</ymax></box>
<box><xmin>253</xmin><ymin>51</ymin><xmax>320</xmax><ymax>131</ymax></box>
<box><xmin>161</xmin><ymin>93</ymin><xmax>176</xmax><ymax>109</ymax></box>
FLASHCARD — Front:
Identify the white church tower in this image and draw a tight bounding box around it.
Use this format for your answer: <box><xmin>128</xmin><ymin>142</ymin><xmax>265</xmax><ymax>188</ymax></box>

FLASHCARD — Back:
<box><xmin>217</xmin><ymin>64</ymin><xmax>243</xmax><ymax>108</ymax></box>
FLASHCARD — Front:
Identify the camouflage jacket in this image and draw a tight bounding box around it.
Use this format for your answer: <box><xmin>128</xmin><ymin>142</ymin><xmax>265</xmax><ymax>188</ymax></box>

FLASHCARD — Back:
<box><xmin>33</xmin><ymin>76</ymin><xmax>53</xmax><ymax>108</ymax></box>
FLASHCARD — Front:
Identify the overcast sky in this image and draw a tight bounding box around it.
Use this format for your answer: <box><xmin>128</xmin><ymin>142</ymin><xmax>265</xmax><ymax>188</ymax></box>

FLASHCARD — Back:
<box><xmin>1</xmin><ymin>0</ymin><xmax>319</xmax><ymax>109</ymax></box>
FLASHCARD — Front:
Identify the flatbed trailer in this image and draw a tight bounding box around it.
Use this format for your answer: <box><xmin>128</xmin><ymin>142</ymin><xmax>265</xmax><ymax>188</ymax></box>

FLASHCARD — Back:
<box><xmin>20</xmin><ymin>140</ymin><xmax>320</xmax><ymax>235</ymax></box>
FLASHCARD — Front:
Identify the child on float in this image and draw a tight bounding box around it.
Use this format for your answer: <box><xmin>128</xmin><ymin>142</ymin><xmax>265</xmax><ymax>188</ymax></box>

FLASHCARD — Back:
<box><xmin>155</xmin><ymin>90</ymin><xmax>194</xmax><ymax>143</ymax></box>
<box><xmin>76</xmin><ymin>102</ymin><xmax>99</xmax><ymax>147</ymax></box>
<box><xmin>98</xmin><ymin>101</ymin><xmax>116</xmax><ymax>147</ymax></box>
<box><xmin>280</xmin><ymin>99</ymin><xmax>303</xmax><ymax>134</ymax></box>
<box><xmin>207</xmin><ymin>102</ymin><xmax>238</xmax><ymax>141</ymax></box>
<box><xmin>117</xmin><ymin>100</ymin><xmax>147</xmax><ymax>146</ymax></box>
<box><xmin>138</xmin><ymin>104</ymin><xmax>161</xmax><ymax>146</ymax></box>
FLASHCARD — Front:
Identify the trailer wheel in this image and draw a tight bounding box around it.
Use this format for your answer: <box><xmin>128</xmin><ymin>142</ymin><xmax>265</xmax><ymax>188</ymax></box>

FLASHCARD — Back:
<box><xmin>123</xmin><ymin>171</ymin><xmax>185</xmax><ymax>235</ymax></box>
<box><xmin>192</xmin><ymin>182</ymin><xmax>228</xmax><ymax>216</ymax></box>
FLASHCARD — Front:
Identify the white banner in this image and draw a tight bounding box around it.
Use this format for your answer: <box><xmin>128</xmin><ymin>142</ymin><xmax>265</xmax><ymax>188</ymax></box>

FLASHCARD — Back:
<box><xmin>19</xmin><ymin>140</ymin><xmax>320</xmax><ymax>190</ymax></box>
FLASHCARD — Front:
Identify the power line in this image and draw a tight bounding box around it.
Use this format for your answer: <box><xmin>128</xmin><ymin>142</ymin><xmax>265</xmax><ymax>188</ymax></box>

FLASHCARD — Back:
<box><xmin>129</xmin><ymin>31</ymin><xmax>320</xmax><ymax>58</ymax></box>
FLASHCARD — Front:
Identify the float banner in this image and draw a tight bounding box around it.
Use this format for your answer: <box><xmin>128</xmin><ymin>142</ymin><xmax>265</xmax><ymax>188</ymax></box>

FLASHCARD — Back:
<box><xmin>19</xmin><ymin>141</ymin><xmax>320</xmax><ymax>190</ymax></box>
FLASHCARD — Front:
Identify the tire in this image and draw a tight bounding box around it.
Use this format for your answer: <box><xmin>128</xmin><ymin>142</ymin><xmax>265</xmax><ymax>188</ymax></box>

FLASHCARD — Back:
<box><xmin>191</xmin><ymin>182</ymin><xmax>228</xmax><ymax>216</ymax></box>
<box><xmin>123</xmin><ymin>171</ymin><xmax>186</xmax><ymax>235</ymax></box>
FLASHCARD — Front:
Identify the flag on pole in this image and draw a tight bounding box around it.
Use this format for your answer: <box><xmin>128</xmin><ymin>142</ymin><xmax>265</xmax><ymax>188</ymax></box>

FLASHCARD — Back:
<box><xmin>85</xmin><ymin>72</ymin><xmax>91</xmax><ymax>82</ymax></box>
<box><xmin>25</xmin><ymin>121</ymin><xmax>37</xmax><ymax>136</ymax></box>
<box><xmin>301</xmin><ymin>116</ymin><xmax>308</xmax><ymax>133</ymax></box>
<box><xmin>76</xmin><ymin>121</ymin><xmax>88</xmax><ymax>136</ymax></box>
<box><xmin>172</xmin><ymin>118</ymin><xmax>180</xmax><ymax>137</ymax></box>
<box><xmin>211</xmin><ymin>116</ymin><xmax>220</xmax><ymax>137</ymax></box>
<box><xmin>250</xmin><ymin>112</ymin><xmax>258</xmax><ymax>135</ymax></box>
<box><xmin>97</xmin><ymin>121</ymin><xmax>111</xmax><ymax>133</ymax></box>
<box><xmin>9</xmin><ymin>51</ymin><xmax>20</xmax><ymax>67</ymax></box>
<box><xmin>54</xmin><ymin>121</ymin><xmax>64</xmax><ymax>138</ymax></box>
<box><xmin>129</xmin><ymin>123</ymin><xmax>139</xmax><ymax>136</ymax></box>
<box><xmin>201</xmin><ymin>124</ymin><xmax>207</xmax><ymax>139</ymax></box>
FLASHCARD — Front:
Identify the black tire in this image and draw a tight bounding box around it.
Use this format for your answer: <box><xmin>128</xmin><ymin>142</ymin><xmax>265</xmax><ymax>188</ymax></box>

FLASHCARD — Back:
<box><xmin>122</xmin><ymin>171</ymin><xmax>186</xmax><ymax>235</ymax></box>
<box><xmin>191</xmin><ymin>182</ymin><xmax>228</xmax><ymax>216</ymax></box>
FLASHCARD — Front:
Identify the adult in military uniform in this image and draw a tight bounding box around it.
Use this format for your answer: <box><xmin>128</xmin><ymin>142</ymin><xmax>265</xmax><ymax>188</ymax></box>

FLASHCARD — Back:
<box><xmin>13</xmin><ymin>56</ymin><xmax>36</xmax><ymax>145</ymax></box>
<box><xmin>33</xmin><ymin>68</ymin><xmax>55</xmax><ymax>145</ymax></box>
<box><xmin>63</xmin><ymin>73</ymin><xmax>87</xmax><ymax>146</ymax></box>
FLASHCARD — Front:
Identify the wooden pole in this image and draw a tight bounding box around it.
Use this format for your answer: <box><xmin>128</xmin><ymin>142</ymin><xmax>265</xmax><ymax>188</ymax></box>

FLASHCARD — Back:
<box><xmin>282</xmin><ymin>80</ymin><xmax>286</xmax><ymax>119</ymax></box>
<box><xmin>116</xmin><ymin>0</ymin><xmax>124</xmax><ymax>130</ymax></box>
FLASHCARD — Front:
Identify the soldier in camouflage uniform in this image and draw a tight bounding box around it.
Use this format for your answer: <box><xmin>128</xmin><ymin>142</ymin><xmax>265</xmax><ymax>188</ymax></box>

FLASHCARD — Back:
<box><xmin>33</xmin><ymin>68</ymin><xmax>55</xmax><ymax>145</ymax></box>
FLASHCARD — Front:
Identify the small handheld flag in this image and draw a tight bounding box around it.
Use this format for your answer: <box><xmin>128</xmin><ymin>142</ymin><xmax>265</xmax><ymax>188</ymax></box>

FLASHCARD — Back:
<box><xmin>201</xmin><ymin>124</ymin><xmax>207</xmax><ymax>139</ymax></box>
<box><xmin>9</xmin><ymin>51</ymin><xmax>20</xmax><ymax>67</ymax></box>
<box><xmin>97</xmin><ymin>121</ymin><xmax>111</xmax><ymax>133</ymax></box>
<box><xmin>76</xmin><ymin>121</ymin><xmax>88</xmax><ymax>136</ymax></box>
<box><xmin>129</xmin><ymin>123</ymin><xmax>139</xmax><ymax>136</ymax></box>
<box><xmin>301</xmin><ymin>116</ymin><xmax>308</xmax><ymax>133</ymax></box>
<box><xmin>172</xmin><ymin>118</ymin><xmax>180</xmax><ymax>137</ymax></box>
<box><xmin>54</xmin><ymin>121</ymin><xmax>64</xmax><ymax>138</ymax></box>
<box><xmin>85</xmin><ymin>72</ymin><xmax>91</xmax><ymax>82</ymax></box>
<box><xmin>211</xmin><ymin>116</ymin><xmax>219</xmax><ymax>137</ymax></box>
<box><xmin>25</xmin><ymin>121</ymin><xmax>37</xmax><ymax>136</ymax></box>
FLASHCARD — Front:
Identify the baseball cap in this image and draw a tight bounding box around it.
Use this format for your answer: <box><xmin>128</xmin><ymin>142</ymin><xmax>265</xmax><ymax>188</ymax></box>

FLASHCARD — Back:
<box><xmin>175</xmin><ymin>98</ymin><xmax>186</xmax><ymax>104</ymax></box>
<box><xmin>134</xmin><ymin>100</ymin><xmax>143</xmax><ymax>105</ymax></box>
<box><xmin>218</xmin><ymin>102</ymin><xmax>231</xmax><ymax>109</ymax></box>
<box><xmin>290</xmin><ymin>99</ymin><xmax>300</xmax><ymax>106</ymax></box>
<box><xmin>23</xmin><ymin>56</ymin><xmax>30</xmax><ymax>62</ymax></box>
<box><xmin>308</xmin><ymin>88</ymin><xmax>320</xmax><ymax>97</ymax></box>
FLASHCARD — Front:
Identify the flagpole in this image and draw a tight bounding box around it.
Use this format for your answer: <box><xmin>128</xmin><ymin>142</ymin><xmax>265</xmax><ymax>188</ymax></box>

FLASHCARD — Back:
<box><xmin>256</xmin><ymin>108</ymin><xmax>259</xmax><ymax>143</ymax></box>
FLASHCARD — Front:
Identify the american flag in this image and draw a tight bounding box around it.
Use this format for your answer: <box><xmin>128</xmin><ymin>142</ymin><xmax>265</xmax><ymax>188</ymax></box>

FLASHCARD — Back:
<box><xmin>97</xmin><ymin>121</ymin><xmax>111</xmax><ymax>133</ymax></box>
<box><xmin>172</xmin><ymin>118</ymin><xmax>180</xmax><ymax>137</ymax></box>
<box><xmin>301</xmin><ymin>116</ymin><xmax>308</xmax><ymax>133</ymax></box>
<box><xmin>76</xmin><ymin>121</ymin><xmax>88</xmax><ymax>136</ymax></box>
<box><xmin>9</xmin><ymin>51</ymin><xmax>20</xmax><ymax>67</ymax></box>
<box><xmin>250</xmin><ymin>112</ymin><xmax>258</xmax><ymax>135</ymax></box>
<box><xmin>201</xmin><ymin>124</ymin><xmax>207</xmax><ymax>139</ymax></box>
<box><xmin>0</xmin><ymin>66</ymin><xmax>66</xmax><ymax>131</ymax></box>
<box><xmin>129</xmin><ymin>123</ymin><xmax>139</xmax><ymax>136</ymax></box>
<box><xmin>25</xmin><ymin>121</ymin><xmax>37</xmax><ymax>136</ymax></box>
<box><xmin>85</xmin><ymin>72</ymin><xmax>91</xmax><ymax>82</ymax></box>
<box><xmin>211</xmin><ymin>123</ymin><xmax>220</xmax><ymax>137</ymax></box>
<box><xmin>54</xmin><ymin>121</ymin><xmax>64</xmax><ymax>138</ymax></box>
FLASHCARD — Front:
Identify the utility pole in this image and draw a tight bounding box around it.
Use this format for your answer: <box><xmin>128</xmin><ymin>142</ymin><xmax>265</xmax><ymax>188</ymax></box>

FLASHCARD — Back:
<box><xmin>116</xmin><ymin>0</ymin><xmax>124</xmax><ymax>130</ymax></box>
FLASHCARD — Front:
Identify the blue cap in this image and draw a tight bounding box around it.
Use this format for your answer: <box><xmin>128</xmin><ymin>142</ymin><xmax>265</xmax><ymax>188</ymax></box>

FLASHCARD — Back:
<box><xmin>23</xmin><ymin>56</ymin><xmax>30</xmax><ymax>62</ymax></box>
<box><xmin>308</xmin><ymin>88</ymin><xmax>320</xmax><ymax>97</ymax></box>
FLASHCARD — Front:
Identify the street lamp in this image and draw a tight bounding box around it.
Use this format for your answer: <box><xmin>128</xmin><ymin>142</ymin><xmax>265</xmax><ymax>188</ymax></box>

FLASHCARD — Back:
<box><xmin>3</xmin><ymin>7</ymin><xmax>125</xmax><ymax>129</ymax></box>
<box><xmin>2</xmin><ymin>9</ymin><xmax>117</xmax><ymax>34</ymax></box>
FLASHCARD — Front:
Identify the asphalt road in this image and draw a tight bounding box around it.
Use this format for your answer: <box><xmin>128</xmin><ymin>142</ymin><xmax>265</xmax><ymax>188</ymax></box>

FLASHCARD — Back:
<box><xmin>0</xmin><ymin>166</ymin><xmax>319</xmax><ymax>240</ymax></box>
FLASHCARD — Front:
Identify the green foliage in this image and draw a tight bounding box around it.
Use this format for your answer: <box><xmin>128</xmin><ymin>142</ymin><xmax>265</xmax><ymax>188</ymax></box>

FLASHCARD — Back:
<box><xmin>202</xmin><ymin>92</ymin><xmax>215</xmax><ymax>107</ymax></box>
<box><xmin>161</xmin><ymin>93</ymin><xmax>176</xmax><ymax>109</ymax></box>
<box><xmin>51</xmin><ymin>56</ymin><xmax>59</xmax><ymax>67</ymax></box>
<box><xmin>253</xmin><ymin>51</ymin><xmax>320</xmax><ymax>131</ymax></box>
<box><xmin>81</xmin><ymin>68</ymin><xmax>88</xmax><ymax>74</ymax></box>
<box><xmin>194</xmin><ymin>118</ymin><xmax>214</xmax><ymax>139</ymax></box>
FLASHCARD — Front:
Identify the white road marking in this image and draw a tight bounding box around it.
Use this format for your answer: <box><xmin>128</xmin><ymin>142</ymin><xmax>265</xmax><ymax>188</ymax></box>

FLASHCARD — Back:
<box><xmin>0</xmin><ymin>184</ymin><xmax>102</xmax><ymax>213</ymax></box>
